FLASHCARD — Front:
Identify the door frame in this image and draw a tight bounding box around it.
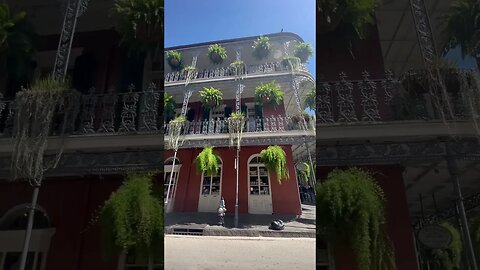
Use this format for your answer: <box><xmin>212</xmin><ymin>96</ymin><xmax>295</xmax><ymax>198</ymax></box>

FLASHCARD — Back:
<box><xmin>247</xmin><ymin>154</ymin><xmax>273</xmax><ymax>214</ymax></box>
<box><xmin>164</xmin><ymin>158</ymin><xmax>181</xmax><ymax>213</ymax></box>
<box><xmin>198</xmin><ymin>158</ymin><xmax>223</xmax><ymax>212</ymax></box>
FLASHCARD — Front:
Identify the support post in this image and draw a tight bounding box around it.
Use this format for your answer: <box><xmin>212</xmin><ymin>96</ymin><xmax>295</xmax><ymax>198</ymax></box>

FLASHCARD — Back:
<box><xmin>19</xmin><ymin>185</ymin><xmax>40</xmax><ymax>270</ymax></box>
<box><xmin>234</xmin><ymin>146</ymin><xmax>240</xmax><ymax>228</ymax></box>
<box><xmin>304</xmin><ymin>137</ymin><xmax>316</xmax><ymax>193</ymax></box>
<box><xmin>446</xmin><ymin>144</ymin><xmax>478</xmax><ymax>270</ymax></box>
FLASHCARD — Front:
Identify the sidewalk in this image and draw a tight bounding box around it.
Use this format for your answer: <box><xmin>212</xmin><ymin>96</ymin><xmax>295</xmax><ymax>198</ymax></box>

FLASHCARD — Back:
<box><xmin>165</xmin><ymin>204</ymin><xmax>316</xmax><ymax>238</ymax></box>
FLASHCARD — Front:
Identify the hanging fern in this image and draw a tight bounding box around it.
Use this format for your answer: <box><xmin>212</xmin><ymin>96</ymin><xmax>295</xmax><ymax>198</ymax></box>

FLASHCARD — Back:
<box><xmin>199</xmin><ymin>87</ymin><xmax>223</xmax><ymax>109</ymax></box>
<box><xmin>230</xmin><ymin>60</ymin><xmax>245</xmax><ymax>76</ymax></box>
<box><xmin>100</xmin><ymin>173</ymin><xmax>162</xmax><ymax>259</ymax></box>
<box><xmin>166</xmin><ymin>50</ymin><xmax>182</xmax><ymax>70</ymax></box>
<box><xmin>252</xmin><ymin>36</ymin><xmax>271</xmax><ymax>60</ymax></box>
<box><xmin>11</xmin><ymin>77</ymin><xmax>79</xmax><ymax>186</ymax></box>
<box><xmin>316</xmin><ymin>168</ymin><xmax>395</xmax><ymax>270</ymax></box>
<box><xmin>195</xmin><ymin>146</ymin><xmax>219</xmax><ymax>176</ymax></box>
<box><xmin>163</xmin><ymin>92</ymin><xmax>176</xmax><ymax>121</ymax></box>
<box><xmin>299</xmin><ymin>162</ymin><xmax>311</xmax><ymax>184</ymax></box>
<box><xmin>281</xmin><ymin>56</ymin><xmax>302</xmax><ymax>71</ymax></box>
<box><xmin>293</xmin><ymin>42</ymin><xmax>314</xmax><ymax>63</ymax></box>
<box><xmin>260</xmin><ymin>145</ymin><xmax>289</xmax><ymax>183</ymax></box>
<box><xmin>422</xmin><ymin>223</ymin><xmax>463</xmax><ymax>270</ymax></box>
<box><xmin>208</xmin><ymin>44</ymin><xmax>227</xmax><ymax>64</ymax></box>
<box><xmin>255</xmin><ymin>81</ymin><xmax>284</xmax><ymax>106</ymax></box>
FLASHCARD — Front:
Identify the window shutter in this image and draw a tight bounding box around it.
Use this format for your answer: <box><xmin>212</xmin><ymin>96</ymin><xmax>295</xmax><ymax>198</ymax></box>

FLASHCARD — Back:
<box><xmin>255</xmin><ymin>105</ymin><xmax>263</xmax><ymax>118</ymax></box>
<box><xmin>202</xmin><ymin>107</ymin><xmax>210</xmax><ymax>120</ymax></box>
<box><xmin>187</xmin><ymin>109</ymin><xmax>195</xmax><ymax>121</ymax></box>
<box><xmin>224</xmin><ymin>106</ymin><xmax>232</xmax><ymax>118</ymax></box>
<box><xmin>241</xmin><ymin>105</ymin><xmax>247</xmax><ymax>116</ymax></box>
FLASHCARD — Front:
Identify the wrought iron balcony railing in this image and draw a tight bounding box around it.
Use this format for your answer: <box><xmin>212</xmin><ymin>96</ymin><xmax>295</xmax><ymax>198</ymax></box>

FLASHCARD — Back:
<box><xmin>316</xmin><ymin>71</ymin><xmax>480</xmax><ymax>124</ymax></box>
<box><xmin>164</xmin><ymin>61</ymin><xmax>310</xmax><ymax>83</ymax></box>
<box><xmin>163</xmin><ymin>115</ymin><xmax>316</xmax><ymax>136</ymax></box>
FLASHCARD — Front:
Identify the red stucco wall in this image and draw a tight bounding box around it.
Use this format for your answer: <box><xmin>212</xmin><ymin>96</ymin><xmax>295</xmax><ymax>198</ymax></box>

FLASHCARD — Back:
<box><xmin>318</xmin><ymin>165</ymin><xmax>419</xmax><ymax>270</ymax></box>
<box><xmin>165</xmin><ymin>145</ymin><xmax>301</xmax><ymax>215</ymax></box>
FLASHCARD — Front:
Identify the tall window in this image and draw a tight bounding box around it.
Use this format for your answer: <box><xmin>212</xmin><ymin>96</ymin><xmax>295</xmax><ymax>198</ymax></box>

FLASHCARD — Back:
<box><xmin>164</xmin><ymin>157</ymin><xmax>181</xmax><ymax>202</ymax></box>
<box><xmin>201</xmin><ymin>159</ymin><xmax>222</xmax><ymax>195</ymax></box>
<box><xmin>248</xmin><ymin>156</ymin><xmax>270</xmax><ymax>195</ymax></box>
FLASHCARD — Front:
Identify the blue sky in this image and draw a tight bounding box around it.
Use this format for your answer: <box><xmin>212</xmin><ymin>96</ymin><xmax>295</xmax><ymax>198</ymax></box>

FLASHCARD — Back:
<box><xmin>164</xmin><ymin>0</ymin><xmax>316</xmax><ymax>77</ymax></box>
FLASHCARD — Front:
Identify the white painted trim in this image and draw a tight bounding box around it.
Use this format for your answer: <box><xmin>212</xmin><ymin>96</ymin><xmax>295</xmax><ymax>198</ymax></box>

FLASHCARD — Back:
<box><xmin>247</xmin><ymin>154</ymin><xmax>273</xmax><ymax>214</ymax></box>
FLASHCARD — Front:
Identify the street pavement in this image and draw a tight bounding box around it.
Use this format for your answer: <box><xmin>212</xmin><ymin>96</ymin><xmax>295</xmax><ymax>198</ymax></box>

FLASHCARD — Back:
<box><xmin>164</xmin><ymin>235</ymin><xmax>315</xmax><ymax>270</ymax></box>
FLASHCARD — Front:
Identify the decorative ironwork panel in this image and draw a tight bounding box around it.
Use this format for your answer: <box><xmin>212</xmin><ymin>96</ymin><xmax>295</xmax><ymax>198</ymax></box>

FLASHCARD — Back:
<box><xmin>335</xmin><ymin>73</ymin><xmax>358</xmax><ymax>122</ymax></box>
<box><xmin>118</xmin><ymin>85</ymin><xmax>139</xmax><ymax>133</ymax></box>
<box><xmin>139</xmin><ymin>83</ymin><xmax>160</xmax><ymax>132</ymax></box>
<box><xmin>409</xmin><ymin>0</ymin><xmax>437</xmax><ymax>67</ymax></box>
<box><xmin>317</xmin><ymin>82</ymin><xmax>334</xmax><ymax>123</ymax></box>
<box><xmin>97</xmin><ymin>89</ymin><xmax>118</xmax><ymax>133</ymax></box>
<box><xmin>359</xmin><ymin>71</ymin><xmax>381</xmax><ymax>121</ymax></box>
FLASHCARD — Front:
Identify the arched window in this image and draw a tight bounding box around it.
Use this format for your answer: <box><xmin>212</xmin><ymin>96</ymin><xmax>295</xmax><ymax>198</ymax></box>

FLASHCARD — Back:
<box><xmin>0</xmin><ymin>205</ymin><xmax>55</xmax><ymax>270</ymax></box>
<box><xmin>164</xmin><ymin>156</ymin><xmax>181</xmax><ymax>213</ymax></box>
<box><xmin>248</xmin><ymin>155</ymin><xmax>270</xmax><ymax>195</ymax></box>
<box><xmin>201</xmin><ymin>157</ymin><xmax>222</xmax><ymax>196</ymax></box>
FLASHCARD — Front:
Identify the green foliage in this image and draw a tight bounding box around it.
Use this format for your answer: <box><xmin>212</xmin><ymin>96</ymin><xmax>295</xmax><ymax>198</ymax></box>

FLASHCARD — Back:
<box><xmin>293</xmin><ymin>42</ymin><xmax>314</xmax><ymax>63</ymax></box>
<box><xmin>195</xmin><ymin>146</ymin><xmax>219</xmax><ymax>176</ymax></box>
<box><xmin>316</xmin><ymin>168</ymin><xmax>395</xmax><ymax>270</ymax></box>
<box><xmin>30</xmin><ymin>76</ymin><xmax>71</xmax><ymax>92</ymax></box>
<box><xmin>113</xmin><ymin>0</ymin><xmax>163</xmax><ymax>54</ymax></box>
<box><xmin>164</xmin><ymin>92</ymin><xmax>176</xmax><ymax>120</ymax></box>
<box><xmin>255</xmin><ymin>81</ymin><xmax>284</xmax><ymax>106</ymax></box>
<box><xmin>422</xmin><ymin>223</ymin><xmax>463</xmax><ymax>270</ymax></box>
<box><xmin>182</xmin><ymin>65</ymin><xmax>196</xmax><ymax>73</ymax></box>
<box><xmin>299</xmin><ymin>162</ymin><xmax>311</xmax><ymax>184</ymax></box>
<box><xmin>304</xmin><ymin>87</ymin><xmax>316</xmax><ymax>111</ymax></box>
<box><xmin>100</xmin><ymin>173</ymin><xmax>162</xmax><ymax>258</ymax></box>
<box><xmin>166</xmin><ymin>50</ymin><xmax>182</xmax><ymax>70</ymax></box>
<box><xmin>252</xmin><ymin>36</ymin><xmax>271</xmax><ymax>60</ymax></box>
<box><xmin>0</xmin><ymin>3</ymin><xmax>27</xmax><ymax>51</ymax></box>
<box><xmin>199</xmin><ymin>87</ymin><xmax>223</xmax><ymax>109</ymax></box>
<box><xmin>229</xmin><ymin>112</ymin><xmax>245</xmax><ymax>120</ymax></box>
<box><xmin>470</xmin><ymin>217</ymin><xmax>480</xmax><ymax>266</ymax></box>
<box><xmin>260</xmin><ymin>145</ymin><xmax>289</xmax><ymax>183</ymax></box>
<box><xmin>230</xmin><ymin>60</ymin><xmax>245</xmax><ymax>75</ymax></box>
<box><xmin>442</xmin><ymin>0</ymin><xmax>480</xmax><ymax>60</ymax></box>
<box><xmin>208</xmin><ymin>44</ymin><xmax>227</xmax><ymax>64</ymax></box>
<box><xmin>317</xmin><ymin>0</ymin><xmax>379</xmax><ymax>37</ymax></box>
<box><xmin>172</xmin><ymin>115</ymin><xmax>186</xmax><ymax>123</ymax></box>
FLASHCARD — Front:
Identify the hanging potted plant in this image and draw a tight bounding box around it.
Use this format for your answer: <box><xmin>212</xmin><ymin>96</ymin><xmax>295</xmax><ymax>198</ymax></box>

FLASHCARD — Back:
<box><xmin>166</xmin><ymin>50</ymin><xmax>182</xmax><ymax>70</ymax></box>
<box><xmin>316</xmin><ymin>168</ymin><xmax>395</xmax><ymax>270</ymax></box>
<box><xmin>208</xmin><ymin>44</ymin><xmax>227</xmax><ymax>64</ymax></box>
<box><xmin>164</xmin><ymin>92</ymin><xmax>176</xmax><ymax>121</ymax></box>
<box><xmin>252</xmin><ymin>36</ymin><xmax>271</xmax><ymax>60</ymax></box>
<box><xmin>291</xmin><ymin>112</ymin><xmax>311</xmax><ymax>125</ymax></box>
<box><xmin>113</xmin><ymin>0</ymin><xmax>163</xmax><ymax>51</ymax></box>
<box><xmin>293</xmin><ymin>42</ymin><xmax>314</xmax><ymax>63</ymax></box>
<box><xmin>420</xmin><ymin>223</ymin><xmax>462</xmax><ymax>270</ymax></box>
<box><xmin>255</xmin><ymin>81</ymin><xmax>283</xmax><ymax>106</ymax></box>
<box><xmin>260</xmin><ymin>145</ymin><xmax>289</xmax><ymax>183</ymax></box>
<box><xmin>199</xmin><ymin>87</ymin><xmax>223</xmax><ymax>109</ymax></box>
<box><xmin>195</xmin><ymin>146</ymin><xmax>219</xmax><ymax>176</ymax></box>
<box><xmin>304</xmin><ymin>87</ymin><xmax>316</xmax><ymax>111</ymax></box>
<box><xmin>99</xmin><ymin>173</ymin><xmax>163</xmax><ymax>260</ymax></box>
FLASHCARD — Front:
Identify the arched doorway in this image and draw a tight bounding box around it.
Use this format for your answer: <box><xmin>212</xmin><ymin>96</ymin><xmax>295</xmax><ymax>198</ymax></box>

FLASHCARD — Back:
<box><xmin>164</xmin><ymin>157</ymin><xmax>181</xmax><ymax>213</ymax></box>
<box><xmin>247</xmin><ymin>155</ymin><xmax>273</xmax><ymax>214</ymax></box>
<box><xmin>0</xmin><ymin>205</ymin><xmax>55</xmax><ymax>270</ymax></box>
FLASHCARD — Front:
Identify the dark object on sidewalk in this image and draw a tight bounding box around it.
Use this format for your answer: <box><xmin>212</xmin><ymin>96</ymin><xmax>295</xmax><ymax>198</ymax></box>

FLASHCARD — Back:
<box><xmin>217</xmin><ymin>197</ymin><xmax>227</xmax><ymax>226</ymax></box>
<box><xmin>269</xmin><ymin>219</ymin><xmax>285</xmax><ymax>230</ymax></box>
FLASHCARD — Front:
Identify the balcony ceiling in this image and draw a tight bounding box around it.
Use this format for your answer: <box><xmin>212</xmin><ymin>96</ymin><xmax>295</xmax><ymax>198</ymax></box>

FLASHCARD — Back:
<box><xmin>6</xmin><ymin>0</ymin><xmax>116</xmax><ymax>36</ymax></box>
<box><xmin>376</xmin><ymin>0</ymin><xmax>452</xmax><ymax>76</ymax></box>
<box><xmin>403</xmin><ymin>158</ymin><xmax>480</xmax><ymax>222</ymax></box>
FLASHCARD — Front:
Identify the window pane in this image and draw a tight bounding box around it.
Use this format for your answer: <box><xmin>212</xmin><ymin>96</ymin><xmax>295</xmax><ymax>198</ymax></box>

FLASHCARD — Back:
<box><xmin>250</xmin><ymin>186</ymin><xmax>259</xmax><ymax>195</ymax></box>
<box><xmin>259</xmin><ymin>177</ymin><xmax>269</xmax><ymax>186</ymax></box>
<box><xmin>259</xmin><ymin>167</ymin><xmax>268</xmax><ymax>176</ymax></box>
<box><xmin>4</xmin><ymin>252</ymin><xmax>34</xmax><ymax>270</ymax></box>
<box><xmin>260</xmin><ymin>186</ymin><xmax>269</xmax><ymax>195</ymax></box>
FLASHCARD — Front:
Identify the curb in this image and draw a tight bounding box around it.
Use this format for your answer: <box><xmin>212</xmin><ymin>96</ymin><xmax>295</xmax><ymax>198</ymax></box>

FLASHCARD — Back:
<box><xmin>165</xmin><ymin>226</ymin><xmax>316</xmax><ymax>238</ymax></box>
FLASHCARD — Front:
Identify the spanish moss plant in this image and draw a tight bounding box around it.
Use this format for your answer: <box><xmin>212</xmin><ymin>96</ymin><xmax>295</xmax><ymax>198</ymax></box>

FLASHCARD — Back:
<box><xmin>304</xmin><ymin>87</ymin><xmax>316</xmax><ymax>111</ymax></box>
<box><xmin>423</xmin><ymin>223</ymin><xmax>462</xmax><ymax>270</ymax></box>
<box><xmin>100</xmin><ymin>173</ymin><xmax>162</xmax><ymax>258</ymax></box>
<box><xmin>164</xmin><ymin>92</ymin><xmax>176</xmax><ymax>121</ymax></box>
<box><xmin>199</xmin><ymin>87</ymin><xmax>223</xmax><ymax>109</ymax></box>
<box><xmin>230</xmin><ymin>60</ymin><xmax>245</xmax><ymax>76</ymax></box>
<box><xmin>255</xmin><ymin>81</ymin><xmax>284</xmax><ymax>106</ymax></box>
<box><xmin>166</xmin><ymin>116</ymin><xmax>186</xmax><ymax>150</ymax></box>
<box><xmin>252</xmin><ymin>36</ymin><xmax>271</xmax><ymax>60</ymax></box>
<box><xmin>282</xmin><ymin>56</ymin><xmax>302</xmax><ymax>71</ymax></box>
<box><xmin>228</xmin><ymin>112</ymin><xmax>245</xmax><ymax>147</ymax></box>
<box><xmin>11</xmin><ymin>76</ymin><xmax>79</xmax><ymax>185</ymax></box>
<box><xmin>260</xmin><ymin>145</ymin><xmax>289</xmax><ymax>183</ymax></box>
<box><xmin>166</xmin><ymin>50</ymin><xmax>182</xmax><ymax>70</ymax></box>
<box><xmin>293</xmin><ymin>42</ymin><xmax>314</xmax><ymax>63</ymax></box>
<box><xmin>208</xmin><ymin>44</ymin><xmax>227</xmax><ymax>64</ymax></box>
<box><xmin>195</xmin><ymin>146</ymin><xmax>219</xmax><ymax>176</ymax></box>
<box><xmin>299</xmin><ymin>162</ymin><xmax>311</xmax><ymax>184</ymax></box>
<box><xmin>316</xmin><ymin>168</ymin><xmax>395</xmax><ymax>270</ymax></box>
